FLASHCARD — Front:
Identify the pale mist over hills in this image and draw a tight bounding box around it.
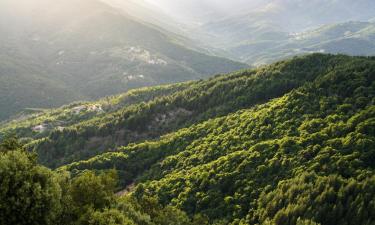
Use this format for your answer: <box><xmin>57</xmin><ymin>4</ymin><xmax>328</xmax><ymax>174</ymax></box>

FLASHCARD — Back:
<box><xmin>1</xmin><ymin>1</ymin><xmax>375</xmax><ymax>225</ymax></box>
<box><xmin>135</xmin><ymin>0</ymin><xmax>375</xmax><ymax>28</ymax></box>
<box><xmin>0</xmin><ymin>0</ymin><xmax>246</xmax><ymax>120</ymax></box>
<box><xmin>1</xmin><ymin>0</ymin><xmax>375</xmax><ymax>120</ymax></box>
<box><xmin>142</xmin><ymin>0</ymin><xmax>266</xmax><ymax>24</ymax></box>
<box><xmin>106</xmin><ymin>0</ymin><xmax>375</xmax><ymax>64</ymax></box>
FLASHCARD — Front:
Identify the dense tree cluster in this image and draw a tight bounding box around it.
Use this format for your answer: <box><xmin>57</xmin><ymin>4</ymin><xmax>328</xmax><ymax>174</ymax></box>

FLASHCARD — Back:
<box><xmin>1</xmin><ymin>54</ymin><xmax>375</xmax><ymax>224</ymax></box>
<box><xmin>0</xmin><ymin>138</ymin><xmax>206</xmax><ymax>225</ymax></box>
<box><xmin>62</xmin><ymin>54</ymin><xmax>375</xmax><ymax>224</ymax></box>
<box><xmin>0</xmin><ymin>83</ymin><xmax>191</xmax><ymax>142</ymax></box>
<box><xmin>4</xmin><ymin>54</ymin><xmax>347</xmax><ymax>168</ymax></box>
<box><xmin>0</xmin><ymin>140</ymin><xmax>61</xmax><ymax>225</ymax></box>
<box><xmin>255</xmin><ymin>173</ymin><xmax>375</xmax><ymax>224</ymax></box>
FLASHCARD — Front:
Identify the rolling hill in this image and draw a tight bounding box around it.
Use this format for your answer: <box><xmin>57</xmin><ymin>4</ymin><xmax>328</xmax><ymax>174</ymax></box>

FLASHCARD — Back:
<box><xmin>0</xmin><ymin>0</ymin><xmax>246</xmax><ymax>121</ymax></box>
<box><xmin>1</xmin><ymin>54</ymin><xmax>340</xmax><ymax>167</ymax></box>
<box><xmin>199</xmin><ymin>0</ymin><xmax>375</xmax><ymax>42</ymax></box>
<box><xmin>2</xmin><ymin>0</ymin><xmax>375</xmax><ymax>224</ymax></box>
<box><xmin>62</xmin><ymin>54</ymin><xmax>375</xmax><ymax>224</ymax></box>
<box><xmin>232</xmin><ymin>21</ymin><xmax>375</xmax><ymax>65</ymax></box>
<box><xmin>193</xmin><ymin>0</ymin><xmax>375</xmax><ymax>65</ymax></box>
<box><xmin>1</xmin><ymin>54</ymin><xmax>374</xmax><ymax>224</ymax></box>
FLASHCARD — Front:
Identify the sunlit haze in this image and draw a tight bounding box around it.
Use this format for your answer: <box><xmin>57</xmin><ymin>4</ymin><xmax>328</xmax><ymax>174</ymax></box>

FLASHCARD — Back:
<box><xmin>1</xmin><ymin>0</ymin><xmax>375</xmax><ymax>224</ymax></box>
<box><xmin>142</xmin><ymin>0</ymin><xmax>266</xmax><ymax>23</ymax></box>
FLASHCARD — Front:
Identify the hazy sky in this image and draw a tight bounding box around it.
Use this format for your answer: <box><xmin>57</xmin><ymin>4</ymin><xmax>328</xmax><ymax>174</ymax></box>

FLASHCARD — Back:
<box><xmin>144</xmin><ymin>0</ymin><xmax>265</xmax><ymax>12</ymax></box>
<box><xmin>142</xmin><ymin>0</ymin><xmax>266</xmax><ymax>23</ymax></box>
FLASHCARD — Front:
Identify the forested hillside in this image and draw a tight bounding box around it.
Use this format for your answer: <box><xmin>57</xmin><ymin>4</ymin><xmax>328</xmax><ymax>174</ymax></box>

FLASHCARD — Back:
<box><xmin>0</xmin><ymin>140</ymin><xmax>206</xmax><ymax>225</ymax></box>
<box><xmin>2</xmin><ymin>54</ymin><xmax>340</xmax><ymax>168</ymax></box>
<box><xmin>1</xmin><ymin>54</ymin><xmax>375</xmax><ymax>224</ymax></box>
<box><xmin>0</xmin><ymin>0</ymin><xmax>246</xmax><ymax>121</ymax></box>
<box><xmin>54</xmin><ymin>54</ymin><xmax>375</xmax><ymax>224</ymax></box>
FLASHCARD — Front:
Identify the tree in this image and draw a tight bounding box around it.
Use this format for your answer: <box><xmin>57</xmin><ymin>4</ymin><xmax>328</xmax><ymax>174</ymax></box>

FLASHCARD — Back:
<box><xmin>0</xmin><ymin>135</ymin><xmax>22</xmax><ymax>153</ymax></box>
<box><xmin>87</xmin><ymin>208</ymin><xmax>135</xmax><ymax>225</ymax></box>
<box><xmin>0</xmin><ymin>141</ymin><xmax>62</xmax><ymax>225</ymax></box>
<box><xmin>69</xmin><ymin>170</ymin><xmax>118</xmax><ymax>218</ymax></box>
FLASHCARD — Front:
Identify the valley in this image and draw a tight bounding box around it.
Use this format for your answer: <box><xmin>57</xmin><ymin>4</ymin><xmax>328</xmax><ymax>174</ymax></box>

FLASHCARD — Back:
<box><xmin>0</xmin><ymin>0</ymin><xmax>246</xmax><ymax>121</ymax></box>
<box><xmin>2</xmin><ymin>54</ymin><xmax>375</xmax><ymax>224</ymax></box>
<box><xmin>1</xmin><ymin>1</ymin><xmax>375</xmax><ymax>224</ymax></box>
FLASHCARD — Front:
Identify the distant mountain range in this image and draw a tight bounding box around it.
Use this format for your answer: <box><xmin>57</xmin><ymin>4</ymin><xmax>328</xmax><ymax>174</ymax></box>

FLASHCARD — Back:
<box><xmin>1</xmin><ymin>1</ymin><xmax>375</xmax><ymax>224</ymax></box>
<box><xmin>2</xmin><ymin>0</ymin><xmax>375</xmax><ymax>120</ymax></box>
<box><xmin>108</xmin><ymin>0</ymin><xmax>375</xmax><ymax>66</ymax></box>
<box><xmin>0</xmin><ymin>0</ymin><xmax>246</xmax><ymax>120</ymax></box>
<box><xmin>190</xmin><ymin>0</ymin><xmax>375</xmax><ymax>64</ymax></box>
<box><xmin>228</xmin><ymin>21</ymin><xmax>375</xmax><ymax>65</ymax></box>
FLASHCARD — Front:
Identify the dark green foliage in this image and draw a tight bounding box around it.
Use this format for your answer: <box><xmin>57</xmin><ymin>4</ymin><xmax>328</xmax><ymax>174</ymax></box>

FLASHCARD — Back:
<box><xmin>5</xmin><ymin>54</ymin><xmax>345</xmax><ymax>168</ymax></box>
<box><xmin>2</xmin><ymin>54</ymin><xmax>375</xmax><ymax>224</ymax></box>
<box><xmin>0</xmin><ymin>138</ymin><xmax>198</xmax><ymax>225</ymax></box>
<box><xmin>70</xmin><ymin>170</ymin><xmax>118</xmax><ymax>214</ymax></box>
<box><xmin>0</xmin><ymin>140</ymin><xmax>62</xmax><ymax>225</ymax></box>
<box><xmin>57</xmin><ymin>54</ymin><xmax>375</xmax><ymax>224</ymax></box>
<box><xmin>0</xmin><ymin>82</ymin><xmax>191</xmax><ymax>142</ymax></box>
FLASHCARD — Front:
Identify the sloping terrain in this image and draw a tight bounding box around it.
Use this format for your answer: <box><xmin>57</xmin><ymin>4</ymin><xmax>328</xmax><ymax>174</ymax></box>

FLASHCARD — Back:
<box><xmin>2</xmin><ymin>54</ymin><xmax>375</xmax><ymax>224</ymax></box>
<box><xmin>0</xmin><ymin>49</ymin><xmax>81</xmax><ymax>120</ymax></box>
<box><xmin>2</xmin><ymin>54</ymin><xmax>338</xmax><ymax>167</ymax></box>
<box><xmin>61</xmin><ymin>54</ymin><xmax>375</xmax><ymax>224</ymax></box>
<box><xmin>231</xmin><ymin>21</ymin><xmax>375</xmax><ymax>65</ymax></box>
<box><xmin>194</xmin><ymin>0</ymin><xmax>375</xmax><ymax>65</ymax></box>
<box><xmin>0</xmin><ymin>0</ymin><xmax>246</xmax><ymax>121</ymax></box>
<box><xmin>200</xmin><ymin>0</ymin><xmax>375</xmax><ymax>43</ymax></box>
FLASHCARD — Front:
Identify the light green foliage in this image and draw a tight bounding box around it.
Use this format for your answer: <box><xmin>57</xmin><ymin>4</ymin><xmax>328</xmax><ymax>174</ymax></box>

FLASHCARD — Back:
<box><xmin>0</xmin><ymin>82</ymin><xmax>191</xmax><ymax>142</ymax></box>
<box><xmin>1</xmin><ymin>54</ymin><xmax>375</xmax><ymax>224</ymax></box>
<box><xmin>5</xmin><ymin>54</ymin><xmax>340</xmax><ymax>168</ymax></box>
<box><xmin>0</xmin><ymin>135</ymin><xmax>22</xmax><ymax>152</ymax></box>
<box><xmin>58</xmin><ymin>54</ymin><xmax>375</xmax><ymax>224</ymax></box>
<box><xmin>88</xmin><ymin>209</ymin><xmax>136</xmax><ymax>225</ymax></box>
<box><xmin>256</xmin><ymin>173</ymin><xmax>375</xmax><ymax>225</ymax></box>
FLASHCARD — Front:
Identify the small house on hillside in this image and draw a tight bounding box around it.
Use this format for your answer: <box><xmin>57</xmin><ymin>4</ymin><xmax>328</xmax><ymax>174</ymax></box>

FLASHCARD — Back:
<box><xmin>32</xmin><ymin>124</ymin><xmax>47</xmax><ymax>132</ymax></box>
<box><xmin>72</xmin><ymin>105</ymin><xmax>87</xmax><ymax>114</ymax></box>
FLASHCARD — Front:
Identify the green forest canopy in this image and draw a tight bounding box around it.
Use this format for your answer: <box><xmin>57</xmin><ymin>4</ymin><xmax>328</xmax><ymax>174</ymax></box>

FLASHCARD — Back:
<box><xmin>1</xmin><ymin>54</ymin><xmax>375</xmax><ymax>224</ymax></box>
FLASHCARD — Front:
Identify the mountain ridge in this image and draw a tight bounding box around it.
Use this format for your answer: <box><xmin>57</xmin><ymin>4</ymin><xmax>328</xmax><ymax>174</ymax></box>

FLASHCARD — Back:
<box><xmin>1</xmin><ymin>53</ymin><xmax>375</xmax><ymax>224</ymax></box>
<box><xmin>60</xmin><ymin>54</ymin><xmax>375</xmax><ymax>224</ymax></box>
<box><xmin>0</xmin><ymin>0</ymin><xmax>246</xmax><ymax>121</ymax></box>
